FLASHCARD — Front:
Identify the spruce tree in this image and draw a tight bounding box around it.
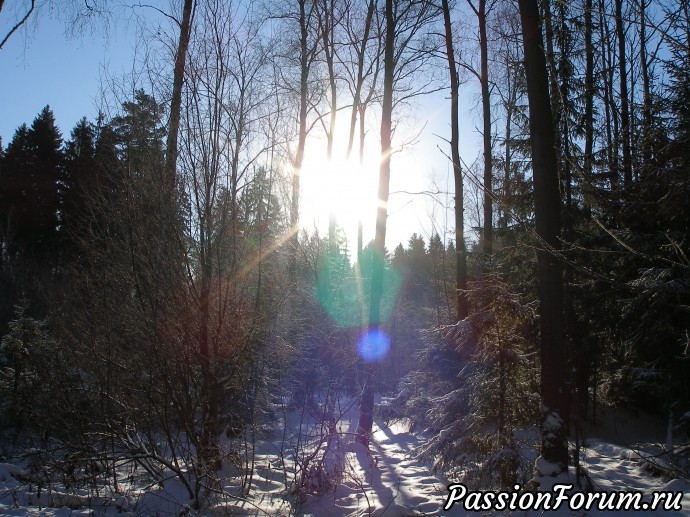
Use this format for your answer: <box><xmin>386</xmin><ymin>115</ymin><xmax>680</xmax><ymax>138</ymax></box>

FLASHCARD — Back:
<box><xmin>62</xmin><ymin>117</ymin><xmax>97</xmax><ymax>261</ymax></box>
<box><xmin>29</xmin><ymin>107</ymin><xmax>63</xmax><ymax>264</ymax></box>
<box><xmin>1</xmin><ymin>124</ymin><xmax>32</xmax><ymax>262</ymax></box>
<box><xmin>3</xmin><ymin>107</ymin><xmax>65</xmax><ymax>266</ymax></box>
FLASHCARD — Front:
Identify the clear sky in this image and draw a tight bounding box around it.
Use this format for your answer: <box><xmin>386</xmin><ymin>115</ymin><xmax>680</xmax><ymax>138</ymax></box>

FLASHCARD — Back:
<box><xmin>0</xmin><ymin>9</ymin><xmax>138</xmax><ymax>144</ymax></box>
<box><xmin>0</xmin><ymin>5</ymin><xmax>482</xmax><ymax>252</ymax></box>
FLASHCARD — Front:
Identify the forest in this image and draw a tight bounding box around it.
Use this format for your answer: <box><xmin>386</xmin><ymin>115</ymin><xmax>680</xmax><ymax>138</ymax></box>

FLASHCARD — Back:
<box><xmin>0</xmin><ymin>0</ymin><xmax>689</xmax><ymax>515</ymax></box>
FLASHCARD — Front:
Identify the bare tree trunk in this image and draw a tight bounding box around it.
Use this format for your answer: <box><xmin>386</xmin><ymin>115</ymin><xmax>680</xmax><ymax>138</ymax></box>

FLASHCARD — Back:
<box><xmin>346</xmin><ymin>0</ymin><xmax>377</xmax><ymax>157</ymax></box>
<box><xmin>479</xmin><ymin>0</ymin><xmax>492</xmax><ymax>257</ymax></box>
<box><xmin>357</xmin><ymin>0</ymin><xmax>394</xmax><ymax>445</ymax></box>
<box><xmin>556</xmin><ymin>2</ymin><xmax>572</xmax><ymax>212</ymax></box>
<box><xmin>357</xmin><ymin>103</ymin><xmax>368</xmax><ymax>260</ymax></box>
<box><xmin>501</xmin><ymin>50</ymin><xmax>518</xmax><ymax>230</ymax></box>
<box><xmin>616</xmin><ymin>0</ymin><xmax>632</xmax><ymax>186</ymax></box>
<box><xmin>291</xmin><ymin>0</ymin><xmax>311</xmax><ymax>275</ymax></box>
<box><xmin>165</xmin><ymin>0</ymin><xmax>195</xmax><ymax>192</ymax></box>
<box><xmin>584</xmin><ymin>0</ymin><xmax>594</xmax><ymax>185</ymax></box>
<box><xmin>638</xmin><ymin>0</ymin><xmax>652</xmax><ymax>170</ymax></box>
<box><xmin>319</xmin><ymin>0</ymin><xmax>339</xmax><ymax>248</ymax></box>
<box><xmin>468</xmin><ymin>0</ymin><xmax>493</xmax><ymax>256</ymax></box>
<box><xmin>600</xmin><ymin>0</ymin><xmax>619</xmax><ymax>191</ymax></box>
<box><xmin>441</xmin><ymin>0</ymin><xmax>468</xmax><ymax>321</ymax></box>
<box><xmin>541</xmin><ymin>0</ymin><xmax>561</xmax><ymax>148</ymax></box>
<box><xmin>345</xmin><ymin>0</ymin><xmax>379</xmax><ymax>261</ymax></box>
<box><xmin>518</xmin><ymin>0</ymin><xmax>568</xmax><ymax>482</ymax></box>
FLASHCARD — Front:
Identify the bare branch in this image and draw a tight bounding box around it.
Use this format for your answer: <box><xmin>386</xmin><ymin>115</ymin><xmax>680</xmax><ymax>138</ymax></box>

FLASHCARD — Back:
<box><xmin>0</xmin><ymin>0</ymin><xmax>36</xmax><ymax>50</ymax></box>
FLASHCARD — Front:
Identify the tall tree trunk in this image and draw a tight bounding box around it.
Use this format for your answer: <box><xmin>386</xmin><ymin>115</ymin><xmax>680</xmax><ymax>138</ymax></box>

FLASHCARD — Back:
<box><xmin>346</xmin><ymin>0</ymin><xmax>378</xmax><ymax>261</ymax></box>
<box><xmin>556</xmin><ymin>2</ymin><xmax>573</xmax><ymax>212</ymax></box>
<box><xmin>639</xmin><ymin>0</ymin><xmax>652</xmax><ymax>170</ymax></box>
<box><xmin>541</xmin><ymin>0</ymin><xmax>561</xmax><ymax>148</ymax></box>
<box><xmin>478</xmin><ymin>0</ymin><xmax>493</xmax><ymax>256</ymax></box>
<box><xmin>583</xmin><ymin>0</ymin><xmax>594</xmax><ymax>190</ymax></box>
<box><xmin>357</xmin><ymin>0</ymin><xmax>394</xmax><ymax>445</ymax></box>
<box><xmin>196</xmin><ymin>219</ymin><xmax>220</xmax><ymax>500</ymax></box>
<box><xmin>291</xmin><ymin>0</ymin><xmax>310</xmax><ymax>275</ymax></box>
<box><xmin>601</xmin><ymin>0</ymin><xmax>619</xmax><ymax>191</ymax></box>
<box><xmin>615</xmin><ymin>0</ymin><xmax>633</xmax><ymax>186</ymax></box>
<box><xmin>518</xmin><ymin>0</ymin><xmax>568</xmax><ymax>482</ymax></box>
<box><xmin>502</xmin><ymin>86</ymin><xmax>513</xmax><ymax>229</ymax></box>
<box><xmin>357</xmin><ymin>103</ymin><xmax>368</xmax><ymax>260</ymax></box>
<box><xmin>347</xmin><ymin>0</ymin><xmax>376</xmax><ymax>158</ymax></box>
<box><xmin>441</xmin><ymin>0</ymin><xmax>468</xmax><ymax>321</ymax></box>
<box><xmin>499</xmin><ymin>40</ymin><xmax>519</xmax><ymax>231</ymax></box>
<box><xmin>165</xmin><ymin>0</ymin><xmax>195</xmax><ymax>193</ymax></box>
<box><xmin>320</xmin><ymin>0</ymin><xmax>338</xmax><ymax>248</ymax></box>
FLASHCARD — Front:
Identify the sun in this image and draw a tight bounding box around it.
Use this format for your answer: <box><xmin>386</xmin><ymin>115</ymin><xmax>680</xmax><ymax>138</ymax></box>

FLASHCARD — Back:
<box><xmin>299</xmin><ymin>143</ymin><xmax>380</xmax><ymax>250</ymax></box>
<box><xmin>297</xmin><ymin>119</ymin><xmax>436</xmax><ymax>255</ymax></box>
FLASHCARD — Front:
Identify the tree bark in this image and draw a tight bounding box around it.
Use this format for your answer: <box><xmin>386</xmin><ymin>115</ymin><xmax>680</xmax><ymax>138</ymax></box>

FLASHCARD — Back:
<box><xmin>356</xmin><ymin>0</ymin><xmax>394</xmax><ymax>445</ymax></box>
<box><xmin>441</xmin><ymin>0</ymin><xmax>468</xmax><ymax>321</ymax></box>
<box><xmin>638</xmin><ymin>0</ymin><xmax>652</xmax><ymax>170</ymax></box>
<box><xmin>479</xmin><ymin>0</ymin><xmax>492</xmax><ymax>257</ymax></box>
<box><xmin>616</xmin><ymin>0</ymin><xmax>632</xmax><ymax>186</ymax></box>
<box><xmin>346</xmin><ymin>0</ymin><xmax>377</xmax><ymax>158</ymax></box>
<box><xmin>556</xmin><ymin>2</ymin><xmax>572</xmax><ymax>212</ymax></box>
<box><xmin>291</xmin><ymin>0</ymin><xmax>311</xmax><ymax>275</ymax></box>
<box><xmin>600</xmin><ymin>0</ymin><xmax>619</xmax><ymax>191</ymax></box>
<box><xmin>319</xmin><ymin>0</ymin><xmax>338</xmax><ymax>248</ymax></box>
<box><xmin>345</xmin><ymin>0</ymin><xmax>379</xmax><ymax>260</ymax></box>
<box><xmin>518</xmin><ymin>0</ymin><xmax>568</xmax><ymax>481</ymax></box>
<box><xmin>584</xmin><ymin>0</ymin><xmax>594</xmax><ymax>184</ymax></box>
<box><xmin>165</xmin><ymin>0</ymin><xmax>194</xmax><ymax>192</ymax></box>
<box><xmin>470</xmin><ymin>0</ymin><xmax>493</xmax><ymax>257</ymax></box>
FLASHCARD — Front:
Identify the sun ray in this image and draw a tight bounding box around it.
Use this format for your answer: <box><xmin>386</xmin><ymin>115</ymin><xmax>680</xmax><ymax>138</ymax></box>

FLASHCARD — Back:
<box><xmin>231</xmin><ymin>223</ymin><xmax>299</xmax><ymax>285</ymax></box>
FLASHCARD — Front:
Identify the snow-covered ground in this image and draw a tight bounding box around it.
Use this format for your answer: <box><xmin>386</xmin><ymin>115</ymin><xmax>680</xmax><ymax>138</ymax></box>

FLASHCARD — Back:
<box><xmin>0</xmin><ymin>404</ymin><xmax>688</xmax><ymax>516</ymax></box>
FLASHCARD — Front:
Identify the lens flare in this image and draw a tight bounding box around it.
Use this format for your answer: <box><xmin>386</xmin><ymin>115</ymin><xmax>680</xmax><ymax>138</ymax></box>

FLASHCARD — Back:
<box><xmin>357</xmin><ymin>329</ymin><xmax>391</xmax><ymax>363</ymax></box>
<box><xmin>315</xmin><ymin>251</ymin><xmax>402</xmax><ymax>328</ymax></box>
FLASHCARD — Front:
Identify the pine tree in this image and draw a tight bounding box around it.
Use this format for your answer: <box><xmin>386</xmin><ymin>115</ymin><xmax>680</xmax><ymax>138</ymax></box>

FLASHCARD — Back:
<box><xmin>62</xmin><ymin>117</ymin><xmax>97</xmax><ymax>262</ymax></box>
<box><xmin>28</xmin><ymin>106</ymin><xmax>63</xmax><ymax>264</ymax></box>
<box><xmin>0</xmin><ymin>301</ymin><xmax>59</xmax><ymax>431</ymax></box>
<box><xmin>1</xmin><ymin>107</ymin><xmax>63</xmax><ymax>266</ymax></box>
<box><xmin>407</xmin><ymin>233</ymin><xmax>428</xmax><ymax>303</ymax></box>
<box><xmin>112</xmin><ymin>90</ymin><xmax>165</xmax><ymax>180</ymax></box>
<box><xmin>93</xmin><ymin>116</ymin><xmax>123</xmax><ymax>206</ymax></box>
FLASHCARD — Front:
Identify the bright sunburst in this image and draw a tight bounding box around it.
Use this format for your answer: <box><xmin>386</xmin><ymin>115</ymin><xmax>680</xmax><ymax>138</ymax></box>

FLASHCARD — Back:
<box><xmin>299</xmin><ymin>142</ymin><xmax>380</xmax><ymax>251</ymax></box>
<box><xmin>297</xmin><ymin>116</ymin><xmax>436</xmax><ymax>256</ymax></box>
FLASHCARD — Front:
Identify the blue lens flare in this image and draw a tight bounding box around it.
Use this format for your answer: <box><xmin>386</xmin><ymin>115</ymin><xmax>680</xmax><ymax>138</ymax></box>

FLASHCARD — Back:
<box><xmin>357</xmin><ymin>329</ymin><xmax>391</xmax><ymax>363</ymax></box>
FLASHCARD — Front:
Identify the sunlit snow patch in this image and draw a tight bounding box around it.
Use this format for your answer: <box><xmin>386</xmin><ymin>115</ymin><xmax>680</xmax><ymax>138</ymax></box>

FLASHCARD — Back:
<box><xmin>357</xmin><ymin>328</ymin><xmax>391</xmax><ymax>362</ymax></box>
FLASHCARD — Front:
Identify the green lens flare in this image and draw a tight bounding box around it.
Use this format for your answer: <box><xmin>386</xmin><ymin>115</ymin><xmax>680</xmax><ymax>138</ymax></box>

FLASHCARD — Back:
<box><xmin>315</xmin><ymin>250</ymin><xmax>401</xmax><ymax>327</ymax></box>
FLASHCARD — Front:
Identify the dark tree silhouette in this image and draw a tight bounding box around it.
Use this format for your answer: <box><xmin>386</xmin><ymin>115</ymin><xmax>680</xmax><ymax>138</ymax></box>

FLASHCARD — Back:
<box><xmin>517</xmin><ymin>0</ymin><xmax>568</xmax><ymax>481</ymax></box>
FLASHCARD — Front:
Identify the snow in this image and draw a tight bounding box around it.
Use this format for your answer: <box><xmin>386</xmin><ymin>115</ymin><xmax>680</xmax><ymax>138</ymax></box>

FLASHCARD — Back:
<box><xmin>0</xmin><ymin>404</ymin><xmax>688</xmax><ymax>516</ymax></box>
<box><xmin>300</xmin><ymin>419</ymin><xmax>462</xmax><ymax>516</ymax></box>
<box><xmin>535</xmin><ymin>456</ymin><xmax>565</xmax><ymax>478</ymax></box>
<box><xmin>0</xmin><ymin>462</ymin><xmax>26</xmax><ymax>482</ymax></box>
<box><xmin>543</xmin><ymin>413</ymin><xmax>564</xmax><ymax>431</ymax></box>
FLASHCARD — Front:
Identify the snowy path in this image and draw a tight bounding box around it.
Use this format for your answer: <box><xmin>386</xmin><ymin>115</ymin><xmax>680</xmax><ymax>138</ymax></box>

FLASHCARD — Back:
<box><xmin>1</xmin><ymin>403</ymin><xmax>689</xmax><ymax>516</ymax></box>
<box><xmin>300</xmin><ymin>417</ymin><xmax>460</xmax><ymax>516</ymax></box>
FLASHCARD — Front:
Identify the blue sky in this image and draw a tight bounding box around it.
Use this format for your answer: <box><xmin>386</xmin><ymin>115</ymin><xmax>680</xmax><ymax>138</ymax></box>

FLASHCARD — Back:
<box><xmin>0</xmin><ymin>11</ymin><xmax>135</xmax><ymax>144</ymax></box>
<box><xmin>0</xmin><ymin>5</ymin><xmax>481</xmax><ymax>249</ymax></box>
